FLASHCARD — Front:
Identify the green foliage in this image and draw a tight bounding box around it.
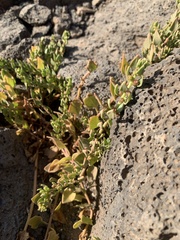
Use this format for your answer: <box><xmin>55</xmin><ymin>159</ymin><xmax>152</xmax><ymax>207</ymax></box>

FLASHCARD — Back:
<box><xmin>0</xmin><ymin>3</ymin><xmax>179</xmax><ymax>240</ymax></box>
<box><xmin>107</xmin><ymin>5</ymin><xmax>180</xmax><ymax>117</ymax></box>
<box><xmin>0</xmin><ymin>31</ymin><xmax>72</xmax><ymax>133</ymax></box>
<box><xmin>28</xmin><ymin>216</ymin><xmax>47</xmax><ymax>229</ymax></box>
<box><xmin>176</xmin><ymin>0</ymin><xmax>180</xmax><ymax>10</ymax></box>
<box><xmin>0</xmin><ymin>30</ymin><xmax>111</xmax><ymax>240</ymax></box>
<box><xmin>32</xmin><ymin>185</ymin><xmax>57</xmax><ymax>212</ymax></box>
<box><xmin>142</xmin><ymin>6</ymin><xmax>180</xmax><ymax>63</ymax></box>
<box><xmin>108</xmin><ymin>54</ymin><xmax>149</xmax><ymax>114</ymax></box>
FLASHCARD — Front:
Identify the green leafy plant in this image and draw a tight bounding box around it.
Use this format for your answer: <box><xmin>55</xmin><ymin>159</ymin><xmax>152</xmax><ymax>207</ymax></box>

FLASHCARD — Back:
<box><xmin>142</xmin><ymin>5</ymin><xmax>180</xmax><ymax>63</ymax></box>
<box><xmin>0</xmin><ymin>32</ymin><xmax>111</xmax><ymax>240</ymax></box>
<box><xmin>108</xmin><ymin>54</ymin><xmax>149</xmax><ymax>114</ymax></box>
<box><xmin>0</xmin><ymin>3</ymin><xmax>179</xmax><ymax>240</ymax></box>
<box><xmin>0</xmin><ymin>31</ymin><xmax>71</xmax><ymax>132</ymax></box>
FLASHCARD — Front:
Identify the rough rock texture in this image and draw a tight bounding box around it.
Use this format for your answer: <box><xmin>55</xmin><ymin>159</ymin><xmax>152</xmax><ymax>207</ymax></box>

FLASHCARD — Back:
<box><xmin>0</xmin><ymin>129</ymin><xmax>33</xmax><ymax>240</ymax></box>
<box><xmin>91</xmin><ymin>49</ymin><xmax>180</xmax><ymax>239</ymax></box>
<box><xmin>19</xmin><ymin>4</ymin><xmax>51</xmax><ymax>26</ymax></box>
<box><xmin>0</xmin><ymin>38</ymin><xmax>36</xmax><ymax>60</ymax></box>
<box><xmin>0</xmin><ymin>9</ymin><xmax>30</xmax><ymax>53</ymax></box>
<box><xmin>32</xmin><ymin>23</ymin><xmax>51</xmax><ymax>37</ymax></box>
<box><xmin>66</xmin><ymin>0</ymin><xmax>176</xmax><ymax>65</ymax></box>
<box><xmin>58</xmin><ymin>0</ymin><xmax>177</xmax><ymax>97</ymax></box>
<box><xmin>0</xmin><ymin>0</ymin><xmax>94</xmax><ymax>59</ymax></box>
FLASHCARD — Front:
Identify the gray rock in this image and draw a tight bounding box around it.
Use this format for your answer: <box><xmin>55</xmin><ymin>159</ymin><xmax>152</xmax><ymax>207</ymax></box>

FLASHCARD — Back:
<box><xmin>0</xmin><ymin>38</ymin><xmax>36</xmax><ymax>60</ymax></box>
<box><xmin>58</xmin><ymin>58</ymin><xmax>120</xmax><ymax>102</ymax></box>
<box><xmin>19</xmin><ymin>4</ymin><xmax>51</xmax><ymax>26</ymax></box>
<box><xmin>70</xmin><ymin>25</ymin><xmax>84</xmax><ymax>38</ymax></box>
<box><xmin>32</xmin><ymin>23</ymin><xmax>51</xmax><ymax>37</ymax></box>
<box><xmin>52</xmin><ymin>13</ymin><xmax>72</xmax><ymax>35</ymax></box>
<box><xmin>0</xmin><ymin>10</ymin><xmax>30</xmax><ymax>53</ymax></box>
<box><xmin>67</xmin><ymin>0</ymin><xmax>176</xmax><ymax>64</ymax></box>
<box><xmin>70</xmin><ymin>8</ymin><xmax>83</xmax><ymax>25</ymax></box>
<box><xmin>0</xmin><ymin>129</ymin><xmax>33</xmax><ymax>240</ymax></box>
<box><xmin>91</xmin><ymin>50</ymin><xmax>180</xmax><ymax>239</ymax></box>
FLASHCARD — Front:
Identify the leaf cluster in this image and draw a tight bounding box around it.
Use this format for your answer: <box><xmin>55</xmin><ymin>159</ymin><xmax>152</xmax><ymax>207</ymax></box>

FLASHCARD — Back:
<box><xmin>0</xmin><ymin>31</ymin><xmax>72</xmax><ymax>133</ymax></box>
<box><xmin>142</xmin><ymin>6</ymin><xmax>180</xmax><ymax>63</ymax></box>
<box><xmin>108</xmin><ymin>55</ymin><xmax>149</xmax><ymax>114</ymax></box>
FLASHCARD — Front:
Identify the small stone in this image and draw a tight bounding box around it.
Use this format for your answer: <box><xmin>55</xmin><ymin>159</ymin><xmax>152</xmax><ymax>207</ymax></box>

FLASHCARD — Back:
<box><xmin>19</xmin><ymin>4</ymin><xmax>51</xmax><ymax>26</ymax></box>
<box><xmin>70</xmin><ymin>26</ymin><xmax>83</xmax><ymax>38</ymax></box>
<box><xmin>32</xmin><ymin>24</ymin><xmax>51</xmax><ymax>37</ymax></box>
<box><xmin>0</xmin><ymin>11</ymin><xmax>30</xmax><ymax>52</ymax></box>
<box><xmin>70</xmin><ymin>9</ymin><xmax>83</xmax><ymax>24</ymax></box>
<box><xmin>82</xmin><ymin>2</ymin><xmax>92</xmax><ymax>8</ymax></box>
<box><xmin>76</xmin><ymin>6</ymin><xmax>95</xmax><ymax>16</ymax></box>
<box><xmin>52</xmin><ymin>14</ymin><xmax>71</xmax><ymax>35</ymax></box>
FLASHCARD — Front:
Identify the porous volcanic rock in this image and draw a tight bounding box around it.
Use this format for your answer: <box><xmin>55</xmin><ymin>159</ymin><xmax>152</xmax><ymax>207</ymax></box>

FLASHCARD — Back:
<box><xmin>0</xmin><ymin>9</ymin><xmax>30</xmax><ymax>53</ymax></box>
<box><xmin>19</xmin><ymin>4</ymin><xmax>51</xmax><ymax>26</ymax></box>
<box><xmin>0</xmin><ymin>38</ymin><xmax>36</xmax><ymax>60</ymax></box>
<box><xmin>90</xmin><ymin>49</ymin><xmax>180</xmax><ymax>240</ymax></box>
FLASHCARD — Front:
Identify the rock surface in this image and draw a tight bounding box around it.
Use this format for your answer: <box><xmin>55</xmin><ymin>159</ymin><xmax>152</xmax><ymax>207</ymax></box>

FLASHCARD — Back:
<box><xmin>90</xmin><ymin>48</ymin><xmax>180</xmax><ymax>239</ymax></box>
<box><xmin>19</xmin><ymin>4</ymin><xmax>51</xmax><ymax>26</ymax></box>
<box><xmin>0</xmin><ymin>0</ymin><xmax>179</xmax><ymax>239</ymax></box>
<box><xmin>0</xmin><ymin>129</ymin><xmax>33</xmax><ymax>240</ymax></box>
<box><xmin>0</xmin><ymin>9</ymin><xmax>30</xmax><ymax>53</ymax></box>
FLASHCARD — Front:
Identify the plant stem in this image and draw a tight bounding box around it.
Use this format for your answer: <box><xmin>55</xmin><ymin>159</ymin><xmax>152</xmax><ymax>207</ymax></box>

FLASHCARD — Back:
<box><xmin>44</xmin><ymin>192</ymin><xmax>60</xmax><ymax>240</ymax></box>
<box><xmin>23</xmin><ymin>146</ymin><xmax>40</xmax><ymax>231</ymax></box>
<box><xmin>77</xmin><ymin>71</ymin><xmax>91</xmax><ymax>99</ymax></box>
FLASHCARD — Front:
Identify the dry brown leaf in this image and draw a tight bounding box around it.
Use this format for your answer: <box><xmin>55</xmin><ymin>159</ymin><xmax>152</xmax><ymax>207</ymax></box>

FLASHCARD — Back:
<box><xmin>44</xmin><ymin>146</ymin><xmax>59</xmax><ymax>159</ymax></box>
<box><xmin>16</xmin><ymin>230</ymin><xmax>31</xmax><ymax>240</ymax></box>
<box><xmin>53</xmin><ymin>208</ymin><xmax>66</xmax><ymax>224</ymax></box>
